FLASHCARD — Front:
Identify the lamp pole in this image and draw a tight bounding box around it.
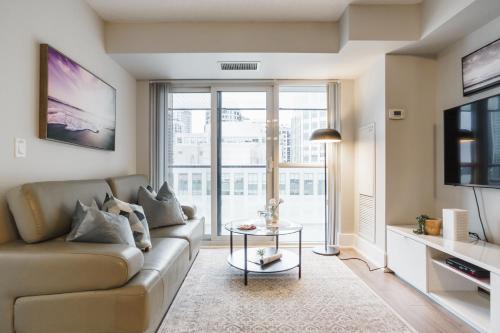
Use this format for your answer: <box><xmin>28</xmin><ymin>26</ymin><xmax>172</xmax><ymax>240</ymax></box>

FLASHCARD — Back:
<box><xmin>310</xmin><ymin>128</ymin><xmax>341</xmax><ymax>256</ymax></box>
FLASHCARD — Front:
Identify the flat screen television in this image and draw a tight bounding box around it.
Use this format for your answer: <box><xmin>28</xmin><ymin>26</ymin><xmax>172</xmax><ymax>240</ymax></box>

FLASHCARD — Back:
<box><xmin>444</xmin><ymin>93</ymin><xmax>500</xmax><ymax>187</ymax></box>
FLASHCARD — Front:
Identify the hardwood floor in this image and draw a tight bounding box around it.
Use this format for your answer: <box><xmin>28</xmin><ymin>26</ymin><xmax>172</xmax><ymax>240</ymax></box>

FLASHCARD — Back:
<box><xmin>339</xmin><ymin>248</ymin><xmax>476</xmax><ymax>333</ymax></box>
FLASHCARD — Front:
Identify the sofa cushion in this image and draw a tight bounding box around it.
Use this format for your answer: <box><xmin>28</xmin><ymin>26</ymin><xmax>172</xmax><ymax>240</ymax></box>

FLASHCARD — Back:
<box><xmin>143</xmin><ymin>238</ymin><xmax>190</xmax><ymax>313</ymax></box>
<box><xmin>107</xmin><ymin>174</ymin><xmax>149</xmax><ymax>204</ymax></box>
<box><xmin>14</xmin><ymin>269</ymin><xmax>163</xmax><ymax>333</ymax></box>
<box><xmin>0</xmin><ymin>239</ymin><xmax>144</xmax><ymax>297</ymax></box>
<box><xmin>6</xmin><ymin>179</ymin><xmax>113</xmax><ymax>243</ymax></box>
<box><xmin>149</xmin><ymin>218</ymin><xmax>204</xmax><ymax>260</ymax></box>
<box><xmin>142</xmin><ymin>238</ymin><xmax>189</xmax><ymax>274</ymax></box>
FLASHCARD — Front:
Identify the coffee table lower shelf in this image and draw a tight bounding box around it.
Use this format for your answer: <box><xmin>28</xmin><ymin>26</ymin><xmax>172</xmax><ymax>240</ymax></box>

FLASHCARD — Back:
<box><xmin>227</xmin><ymin>248</ymin><xmax>299</xmax><ymax>274</ymax></box>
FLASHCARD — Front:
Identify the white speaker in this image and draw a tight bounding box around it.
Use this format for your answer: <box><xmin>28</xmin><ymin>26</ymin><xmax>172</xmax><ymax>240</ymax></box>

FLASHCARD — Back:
<box><xmin>443</xmin><ymin>209</ymin><xmax>469</xmax><ymax>241</ymax></box>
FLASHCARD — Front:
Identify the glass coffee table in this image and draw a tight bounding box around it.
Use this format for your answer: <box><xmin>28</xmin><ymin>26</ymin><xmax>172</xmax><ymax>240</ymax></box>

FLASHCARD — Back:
<box><xmin>225</xmin><ymin>219</ymin><xmax>303</xmax><ymax>285</ymax></box>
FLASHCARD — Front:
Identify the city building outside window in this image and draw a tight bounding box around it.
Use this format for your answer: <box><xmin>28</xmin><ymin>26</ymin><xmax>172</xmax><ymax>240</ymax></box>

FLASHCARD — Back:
<box><xmin>178</xmin><ymin>173</ymin><xmax>188</xmax><ymax>195</ymax></box>
<box><xmin>290</xmin><ymin>173</ymin><xmax>300</xmax><ymax>195</ymax></box>
<box><xmin>248</xmin><ymin>173</ymin><xmax>258</xmax><ymax>195</ymax></box>
<box><xmin>280</xmin><ymin>173</ymin><xmax>287</xmax><ymax>195</ymax></box>
<box><xmin>317</xmin><ymin>173</ymin><xmax>325</xmax><ymax>195</ymax></box>
<box><xmin>304</xmin><ymin>173</ymin><xmax>314</xmax><ymax>195</ymax></box>
<box><xmin>234</xmin><ymin>173</ymin><xmax>244</xmax><ymax>195</ymax></box>
<box><xmin>192</xmin><ymin>173</ymin><xmax>202</xmax><ymax>195</ymax></box>
<box><xmin>206</xmin><ymin>172</ymin><xmax>211</xmax><ymax>195</ymax></box>
<box><xmin>222</xmin><ymin>173</ymin><xmax>230</xmax><ymax>195</ymax></box>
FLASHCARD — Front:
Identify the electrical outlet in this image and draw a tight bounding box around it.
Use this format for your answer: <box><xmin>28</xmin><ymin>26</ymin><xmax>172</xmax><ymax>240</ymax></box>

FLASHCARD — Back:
<box><xmin>15</xmin><ymin>138</ymin><xmax>26</xmax><ymax>158</ymax></box>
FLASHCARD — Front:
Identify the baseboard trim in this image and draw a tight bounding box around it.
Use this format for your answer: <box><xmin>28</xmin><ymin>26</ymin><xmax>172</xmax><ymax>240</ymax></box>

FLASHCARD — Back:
<box><xmin>338</xmin><ymin>233</ymin><xmax>355</xmax><ymax>247</ymax></box>
<box><xmin>339</xmin><ymin>233</ymin><xmax>386</xmax><ymax>267</ymax></box>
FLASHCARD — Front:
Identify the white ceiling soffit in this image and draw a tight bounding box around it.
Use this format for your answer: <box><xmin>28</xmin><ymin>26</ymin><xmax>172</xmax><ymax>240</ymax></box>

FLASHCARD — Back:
<box><xmin>395</xmin><ymin>0</ymin><xmax>500</xmax><ymax>55</ymax></box>
<box><xmin>109</xmin><ymin>41</ymin><xmax>409</xmax><ymax>80</ymax></box>
<box><xmin>86</xmin><ymin>0</ymin><xmax>421</xmax><ymax>23</ymax></box>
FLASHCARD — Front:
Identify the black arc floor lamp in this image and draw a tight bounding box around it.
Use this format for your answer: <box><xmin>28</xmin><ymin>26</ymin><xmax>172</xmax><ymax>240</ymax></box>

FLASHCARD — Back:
<box><xmin>309</xmin><ymin>128</ymin><xmax>342</xmax><ymax>256</ymax></box>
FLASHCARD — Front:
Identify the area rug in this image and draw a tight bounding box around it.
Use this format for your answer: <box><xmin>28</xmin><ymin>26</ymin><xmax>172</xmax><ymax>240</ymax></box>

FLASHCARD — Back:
<box><xmin>158</xmin><ymin>249</ymin><xmax>414</xmax><ymax>333</ymax></box>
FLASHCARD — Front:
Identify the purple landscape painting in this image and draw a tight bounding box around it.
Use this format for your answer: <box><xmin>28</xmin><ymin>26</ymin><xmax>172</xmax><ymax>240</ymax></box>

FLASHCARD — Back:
<box><xmin>40</xmin><ymin>45</ymin><xmax>116</xmax><ymax>150</ymax></box>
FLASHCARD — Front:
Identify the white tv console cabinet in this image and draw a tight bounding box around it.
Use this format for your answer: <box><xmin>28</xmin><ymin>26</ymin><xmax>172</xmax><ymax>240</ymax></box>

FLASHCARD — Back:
<box><xmin>387</xmin><ymin>225</ymin><xmax>500</xmax><ymax>333</ymax></box>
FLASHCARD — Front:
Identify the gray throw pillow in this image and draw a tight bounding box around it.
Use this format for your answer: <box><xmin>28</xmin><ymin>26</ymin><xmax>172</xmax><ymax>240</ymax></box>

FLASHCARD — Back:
<box><xmin>138</xmin><ymin>186</ymin><xmax>186</xmax><ymax>228</ymax></box>
<box><xmin>66</xmin><ymin>200</ymin><xmax>135</xmax><ymax>247</ymax></box>
<box><xmin>157</xmin><ymin>181</ymin><xmax>188</xmax><ymax>219</ymax></box>
<box><xmin>102</xmin><ymin>194</ymin><xmax>152</xmax><ymax>251</ymax></box>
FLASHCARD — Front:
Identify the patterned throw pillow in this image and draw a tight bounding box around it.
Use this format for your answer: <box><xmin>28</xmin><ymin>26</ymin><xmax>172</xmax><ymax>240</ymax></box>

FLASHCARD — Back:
<box><xmin>66</xmin><ymin>200</ymin><xmax>136</xmax><ymax>247</ymax></box>
<box><xmin>138</xmin><ymin>186</ymin><xmax>186</xmax><ymax>228</ymax></box>
<box><xmin>102</xmin><ymin>194</ymin><xmax>152</xmax><ymax>251</ymax></box>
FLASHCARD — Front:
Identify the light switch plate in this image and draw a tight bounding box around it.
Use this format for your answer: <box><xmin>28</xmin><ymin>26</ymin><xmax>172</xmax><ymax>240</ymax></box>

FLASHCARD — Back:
<box><xmin>15</xmin><ymin>138</ymin><xmax>26</xmax><ymax>158</ymax></box>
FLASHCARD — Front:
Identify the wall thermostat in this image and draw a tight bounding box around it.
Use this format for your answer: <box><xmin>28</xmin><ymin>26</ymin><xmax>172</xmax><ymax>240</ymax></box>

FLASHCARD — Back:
<box><xmin>388</xmin><ymin>109</ymin><xmax>405</xmax><ymax>120</ymax></box>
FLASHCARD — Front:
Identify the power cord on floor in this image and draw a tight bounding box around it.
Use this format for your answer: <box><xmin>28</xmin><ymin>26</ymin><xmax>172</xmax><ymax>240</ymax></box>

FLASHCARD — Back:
<box><xmin>339</xmin><ymin>256</ymin><xmax>387</xmax><ymax>272</ymax></box>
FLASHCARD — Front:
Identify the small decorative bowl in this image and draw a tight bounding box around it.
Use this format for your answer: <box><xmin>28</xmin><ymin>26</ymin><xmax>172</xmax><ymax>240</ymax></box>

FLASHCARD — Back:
<box><xmin>238</xmin><ymin>224</ymin><xmax>256</xmax><ymax>230</ymax></box>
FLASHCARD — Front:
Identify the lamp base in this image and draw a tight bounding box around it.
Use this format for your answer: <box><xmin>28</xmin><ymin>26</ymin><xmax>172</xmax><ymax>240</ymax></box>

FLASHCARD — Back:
<box><xmin>312</xmin><ymin>245</ymin><xmax>340</xmax><ymax>256</ymax></box>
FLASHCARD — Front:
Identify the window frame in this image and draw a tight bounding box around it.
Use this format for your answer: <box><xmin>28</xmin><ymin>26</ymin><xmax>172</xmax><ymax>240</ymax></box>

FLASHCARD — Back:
<box><xmin>163</xmin><ymin>80</ymin><xmax>337</xmax><ymax>245</ymax></box>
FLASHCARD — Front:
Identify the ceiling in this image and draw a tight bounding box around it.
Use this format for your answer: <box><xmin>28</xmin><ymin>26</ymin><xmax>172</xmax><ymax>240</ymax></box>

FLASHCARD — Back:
<box><xmin>90</xmin><ymin>0</ymin><xmax>500</xmax><ymax>79</ymax></box>
<box><xmin>110</xmin><ymin>41</ymin><xmax>409</xmax><ymax>80</ymax></box>
<box><xmin>86</xmin><ymin>0</ymin><xmax>421</xmax><ymax>23</ymax></box>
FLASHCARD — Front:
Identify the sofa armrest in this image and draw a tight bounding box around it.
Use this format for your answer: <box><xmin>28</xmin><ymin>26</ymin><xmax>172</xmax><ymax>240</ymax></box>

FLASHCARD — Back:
<box><xmin>0</xmin><ymin>239</ymin><xmax>144</xmax><ymax>298</ymax></box>
<box><xmin>181</xmin><ymin>205</ymin><xmax>197</xmax><ymax>219</ymax></box>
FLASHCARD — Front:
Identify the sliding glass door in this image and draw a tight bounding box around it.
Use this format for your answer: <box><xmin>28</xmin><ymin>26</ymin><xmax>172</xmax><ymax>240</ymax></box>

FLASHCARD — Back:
<box><xmin>216</xmin><ymin>89</ymin><xmax>272</xmax><ymax>236</ymax></box>
<box><xmin>164</xmin><ymin>82</ymin><xmax>332</xmax><ymax>243</ymax></box>
<box><xmin>278</xmin><ymin>86</ymin><xmax>328</xmax><ymax>242</ymax></box>
<box><xmin>167</xmin><ymin>91</ymin><xmax>212</xmax><ymax>234</ymax></box>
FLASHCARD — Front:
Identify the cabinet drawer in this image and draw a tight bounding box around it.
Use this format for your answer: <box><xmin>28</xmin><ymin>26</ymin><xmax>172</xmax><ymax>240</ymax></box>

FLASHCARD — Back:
<box><xmin>387</xmin><ymin>230</ymin><xmax>427</xmax><ymax>292</ymax></box>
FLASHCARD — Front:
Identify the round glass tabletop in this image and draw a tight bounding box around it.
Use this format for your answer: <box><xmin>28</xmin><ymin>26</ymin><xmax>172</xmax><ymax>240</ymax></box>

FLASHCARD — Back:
<box><xmin>224</xmin><ymin>219</ymin><xmax>303</xmax><ymax>236</ymax></box>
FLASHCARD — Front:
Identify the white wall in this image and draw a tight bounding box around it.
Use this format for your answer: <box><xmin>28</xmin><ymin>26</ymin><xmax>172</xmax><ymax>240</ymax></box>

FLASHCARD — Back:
<box><xmin>0</xmin><ymin>0</ymin><xmax>137</xmax><ymax>243</ymax></box>
<box><xmin>385</xmin><ymin>55</ymin><xmax>437</xmax><ymax>225</ymax></box>
<box><xmin>420</xmin><ymin>0</ymin><xmax>474</xmax><ymax>37</ymax></box>
<box><xmin>339</xmin><ymin>80</ymin><xmax>356</xmax><ymax>235</ymax></box>
<box><xmin>353</xmin><ymin>57</ymin><xmax>386</xmax><ymax>265</ymax></box>
<box><xmin>435</xmin><ymin>16</ymin><xmax>500</xmax><ymax>244</ymax></box>
<box><xmin>106</xmin><ymin>22</ymin><xmax>340</xmax><ymax>54</ymax></box>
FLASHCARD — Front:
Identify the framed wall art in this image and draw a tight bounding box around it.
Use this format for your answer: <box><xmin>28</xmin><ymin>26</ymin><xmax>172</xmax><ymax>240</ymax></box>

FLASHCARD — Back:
<box><xmin>39</xmin><ymin>44</ymin><xmax>116</xmax><ymax>150</ymax></box>
<box><xmin>462</xmin><ymin>38</ymin><xmax>500</xmax><ymax>96</ymax></box>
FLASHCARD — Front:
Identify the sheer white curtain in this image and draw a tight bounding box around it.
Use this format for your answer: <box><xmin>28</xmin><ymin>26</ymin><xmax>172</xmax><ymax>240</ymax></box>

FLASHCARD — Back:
<box><xmin>327</xmin><ymin>81</ymin><xmax>341</xmax><ymax>245</ymax></box>
<box><xmin>149</xmin><ymin>82</ymin><xmax>172</xmax><ymax>190</ymax></box>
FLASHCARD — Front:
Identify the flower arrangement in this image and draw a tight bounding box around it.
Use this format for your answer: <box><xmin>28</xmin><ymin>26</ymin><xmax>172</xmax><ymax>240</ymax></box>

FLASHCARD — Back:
<box><xmin>267</xmin><ymin>198</ymin><xmax>284</xmax><ymax>216</ymax></box>
<box><xmin>258</xmin><ymin>198</ymin><xmax>284</xmax><ymax>225</ymax></box>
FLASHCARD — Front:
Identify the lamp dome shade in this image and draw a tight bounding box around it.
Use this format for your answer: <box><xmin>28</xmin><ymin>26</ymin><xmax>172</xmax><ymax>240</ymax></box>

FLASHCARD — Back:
<box><xmin>309</xmin><ymin>128</ymin><xmax>342</xmax><ymax>142</ymax></box>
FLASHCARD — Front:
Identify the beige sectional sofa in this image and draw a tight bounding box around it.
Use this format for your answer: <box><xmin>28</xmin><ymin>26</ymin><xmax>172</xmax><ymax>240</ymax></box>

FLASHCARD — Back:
<box><xmin>0</xmin><ymin>174</ymin><xmax>203</xmax><ymax>333</ymax></box>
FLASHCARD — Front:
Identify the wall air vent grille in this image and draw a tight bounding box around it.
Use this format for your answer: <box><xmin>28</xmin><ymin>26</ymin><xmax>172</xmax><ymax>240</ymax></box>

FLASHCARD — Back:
<box><xmin>219</xmin><ymin>62</ymin><xmax>260</xmax><ymax>71</ymax></box>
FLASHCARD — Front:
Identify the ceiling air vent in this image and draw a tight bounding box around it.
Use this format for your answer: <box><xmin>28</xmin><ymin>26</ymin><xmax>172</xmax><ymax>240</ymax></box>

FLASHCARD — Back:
<box><xmin>219</xmin><ymin>61</ymin><xmax>260</xmax><ymax>71</ymax></box>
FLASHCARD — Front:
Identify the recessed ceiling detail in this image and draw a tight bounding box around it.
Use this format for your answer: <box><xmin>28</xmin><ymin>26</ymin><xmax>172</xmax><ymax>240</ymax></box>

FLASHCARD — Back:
<box><xmin>86</xmin><ymin>0</ymin><xmax>421</xmax><ymax>23</ymax></box>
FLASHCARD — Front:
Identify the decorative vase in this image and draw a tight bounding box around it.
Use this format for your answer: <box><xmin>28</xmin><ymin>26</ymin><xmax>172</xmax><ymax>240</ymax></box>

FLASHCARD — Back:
<box><xmin>265</xmin><ymin>215</ymin><xmax>274</xmax><ymax>227</ymax></box>
<box><xmin>424</xmin><ymin>219</ymin><xmax>442</xmax><ymax>236</ymax></box>
<box><xmin>271</xmin><ymin>212</ymin><xmax>279</xmax><ymax>225</ymax></box>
